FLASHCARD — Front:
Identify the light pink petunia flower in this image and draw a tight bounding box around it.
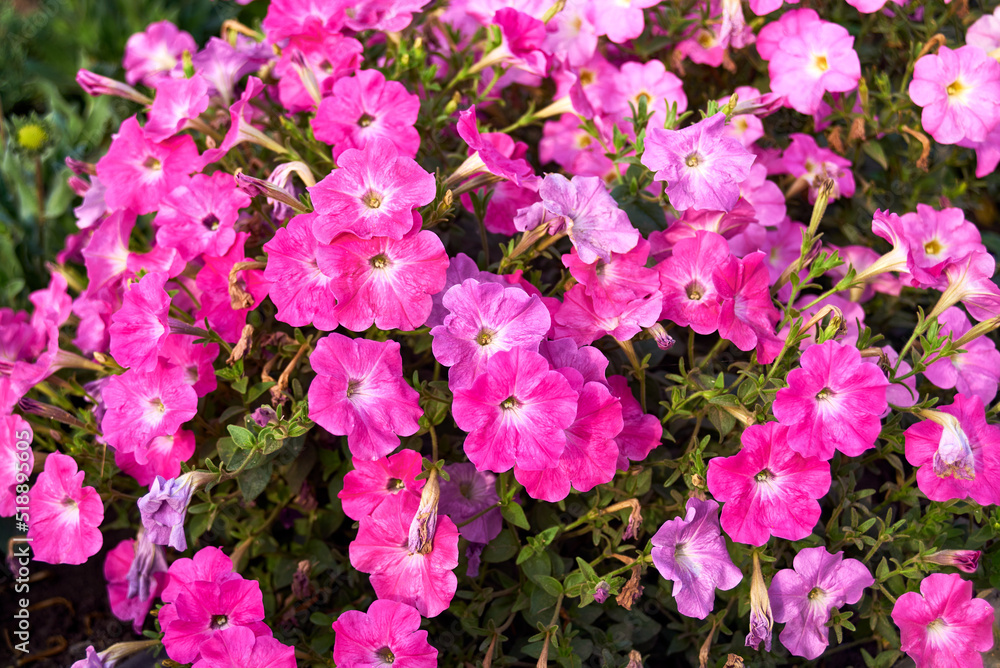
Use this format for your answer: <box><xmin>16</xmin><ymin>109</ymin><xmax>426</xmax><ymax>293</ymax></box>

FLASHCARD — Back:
<box><xmin>925</xmin><ymin>307</ymin><xmax>1000</xmax><ymax>404</ymax></box>
<box><xmin>1</xmin><ymin>415</ymin><xmax>32</xmax><ymax>517</ymax></box>
<box><xmin>27</xmin><ymin>452</ymin><xmax>104</xmax><ymax>564</ymax></box>
<box><xmin>656</xmin><ymin>230</ymin><xmax>731</xmax><ymax>334</ymax></box>
<box><xmin>154</xmin><ymin>171</ymin><xmax>250</xmax><ymax>262</ymax></box>
<box><xmin>262</xmin><ymin>213</ymin><xmax>340</xmax><ymax>331</ymax></box>
<box><xmin>109</xmin><ymin>272</ymin><xmax>171</xmax><ymax>372</ymax></box>
<box><xmin>909</xmin><ymin>45</ymin><xmax>1000</xmax><ymax>145</ymax></box>
<box><xmin>123</xmin><ymin>20</ymin><xmax>196</xmax><ymax>86</ymax></box>
<box><xmin>339</xmin><ymin>449</ymin><xmax>425</xmax><ymax>521</ymax></box>
<box><xmin>145</xmin><ymin>74</ymin><xmax>210</xmax><ymax>142</ymax></box>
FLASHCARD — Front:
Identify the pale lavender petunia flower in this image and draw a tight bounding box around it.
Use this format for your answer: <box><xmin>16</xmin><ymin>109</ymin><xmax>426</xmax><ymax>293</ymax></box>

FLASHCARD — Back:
<box><xmin>650</xmin><ymin>497</ymin><xmax>743</xmax><ymax>619</ymax></box>
<box><xmin>438</xmin><ymin>462</ymin><xmax>502</xmax><ymax>545</ymax></box>
<box><xmin>137</xmin><ymin>472</ymin><xmax>210</xmax><ymax>551</ymax></box>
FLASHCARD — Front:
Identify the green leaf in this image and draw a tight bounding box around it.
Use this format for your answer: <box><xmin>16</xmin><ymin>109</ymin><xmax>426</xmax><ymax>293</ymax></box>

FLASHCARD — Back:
<box><xmin>238</xmin><ymin>461</ymin><xmax>273</xmax><ymax>502</ymax></box>
<box><xmin>862</xmin><ymin>141</ymin><xmax>889</xmax><ymax>170</ymax></box>
<box><xmin>501</xmin><ymin>502</ymin><xmax>530</xmax><ymax>530</ymax></box>
<box><xmin>533</xmin><ymin>575</ymin><xmax>563</xmax><ymax>597</ymax></box>
<box><xmin>227</xmin><ymin>424</ymin><xmax>255</xmax><ymax>449</ymax></box>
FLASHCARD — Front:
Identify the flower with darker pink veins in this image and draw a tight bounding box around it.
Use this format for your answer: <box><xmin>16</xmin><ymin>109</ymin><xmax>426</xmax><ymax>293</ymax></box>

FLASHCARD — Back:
<box><xmin>782</xmin><ymin>134</ymin><xmax>855</xmax><ymax>202</ymax></box>
<box><xmin>706</xmin><ymin>422</ymin><xmax>831</xmax><ymax>546</ymax></box>
<box><xmin>101</xmin><ymin>362</ymin><xmax>198</xmax><ymax>464</ymax></box>
<box><xmin>333</xmin><ymin>599</ymin><xmax>438</xmax><ymax>668</ymax></box>
<box><xmin>123</xmin><ymin>20</ymin><xmax>196</xmax><ymax>86</ymax></box>
<box><xmin>657</xmin><ymin>230</ymin><xmax>731</xmax><ymax>334</ymax></box>
<box><xmin>643</xmin><ymin>113</ymin><xmax>756</xmax><ymax>213</ymax></box>
<box><xmin>350</xmin><ymin>492</ymin><xmax>459</xmax><ymax>617</ymax></box>
<box><xmin>145</xmin><ymin>74</ymin><xmax>210</xmax><ymax>142</ymax></box>
<box><xmin>310</xmin><ymin>138</ymin><xmax>436</xmax><ymax>242</ymax></box>
<box><xmin>515</xmin><ymin>174</ymin><xmax>639</xmax><ymax>264</ymax></box>
<box><xmin>109</xmin><ymin>272</ymin><xmax>170</xmax><ymax>372</ymax></box>
<box><xmin>925</xmin><ymin>307</ymin><xmax>1000</xmax><ymax>404</ymax></box>
<box><xmin>159</xmin><ymin>334</ymin><xmax>219</xmax><ymax>397</ymax></box>
<box><xmin>312</xmin><ymin>69</ymin><xmax>421</xmax><ymax>159</ymax></box>
<box><xmin>562</xmin><ymin>238</ymin><xmax>661</xmax><ymax>311</ymax></box>
<box><xmin>453</xmin><ymin>347</ymin><xmax>578</xmax><ymax>472</ymax></box>
<box><xmin>772</xmin><ymin>341</ymin><xmax>889</xmax><ymax>460</ymax></box>
<box><xmin>439</xmin><ymin>462</ymin><xmax>502</xmax><ymax>545</ymax></box>
<box><xmin>116</xmin><ymin>428</ymin><xmax>197</xmax><ymax>487</ymax></box>
<box><xmin>924</xmin><ymin>550</ymin><xmax>981</xmax><ymax>573</ymax></box>
<box><xmin>714</xmin><ymin>252</ymin><xmax>783</xmax><ymax>363</ymax></box>
<box><xmin>196</xmin><ymin>234</ymin><xmax>271</xmax><ymax>344</ymax></box>
<box><xmin>909</xmin><ymin>45</ymin><xmax>1000</xmax><ymax>145</ymax></box>
<box><xmin>155</xmin><ymin>172</ymin><xmax>250</xmax><ymax>261</ymax></box>
<box><xmin>317</xmin><ymin>227</ymin><xmax>448</xmax><ymax>331</ymax></box>
<box><xmin>308</xmin><ymin>334</ymin><xmax>423</xmax><ymax>461</ymax></box>
<box><xmin>431</xmin><ymin>279</ymin><xmax>550</xmax><ymax>389</ymax></box>
<box><xmin>553</xmin><ymin>284</ymin><xmax>662</xmax><ymax>346</ymax></box>
<box><xmin>27</xmin><ymin>452</ymin><xmax>104</xmax><ymax>564</ymax></box>
<box><xmin>262</xmin><ymin>213</ymin><xmax>339</xmax><ymax>331</ymax></box>
<box><xmin>343</xmin><ymin>0</ymin><xmax>431</xmax><ymax>32</ymax></box>
<box><xmin>591</xmin><ymin>0</ymin><xmax>660</xmax><ymax>43</ymax></box>
<box><xmin>105</xmin><ymin>534</ymin><xmax>168</xmax><ymax>633</ymax></box>
<box><xmin>1</xmin><ymin>415</ymin><xmax>32</xmax><ymax>517</ymax></box>
<box><xmin>339</xmin><ymin>449</ymin><xmax>424</xmax><ymax>521</ymax></box>
<box><xmin>161</xmin><ymin>546</ymin><xmax>239</xmax><ymax>603</ymax></box>
<box><xmin>96</xmin><ymin>116</ymin><xmax>200</xmax><ymax>215</ymax></box>
<box><xmin>892</xmin><ymin>573</ymin><xmax>995</xmax><ymax>668</ymax></box>
<box><xmin>757</xmin><ymin>9</ymin><xmax>861</xmax><ymax>115</ymax></box>
<box><xmin>904</xmin><ymin>394</ymin><xmax>1000</xmax><ymax>506</ymax></box>
<box><xmin>193</xmin><ymin>627</ymin><xmax>296</xmax><ymax>668</ymax></box>
<box><xmin>769</xmin><ymin>547</ymin><xmax>873</xmax><ymax>659</ymax></box>
<box><xmin>650</xmin><ymin>498</ymin><xmax>743</xmax><ymax>620</ymax></box>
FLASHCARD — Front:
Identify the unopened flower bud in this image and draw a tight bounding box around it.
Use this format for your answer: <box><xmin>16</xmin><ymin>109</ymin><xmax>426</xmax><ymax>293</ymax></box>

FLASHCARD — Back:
<box><xmin>923</xmin><ymin>549</ymin><xmax>980</xmax><ymax>573</ymax></box>
<box><xmin>626</xmin><ymin>650</ymin><xmax>644</xmax><ymax>668</ymax></box>
<box><xmin>407</xmin><ymin>468</ymin><xmax>441</xmax><ymax>555</ymax></box>
<box><xmin>76</xmin><ymin>69</ymin><xmax>152</xmax><ymax>105</ymax></box>
<box><xmin>594</xmin><ymin>580</ymin><xmax>610</xmax><ymax>603</ymax></box>
<box><xmin>646</xmin><ymin>323</ymin><xmax>676</xmax><ymax>350</ymax></box>
<box><xmin>745</xmin><ymin>552</ymin><xmax>773</xmax><ymax>652</ymax></box>
<box><xmin>251</xmin><ymin>405</ymin><xmax>278</xmax><ymax>427</ymax></box>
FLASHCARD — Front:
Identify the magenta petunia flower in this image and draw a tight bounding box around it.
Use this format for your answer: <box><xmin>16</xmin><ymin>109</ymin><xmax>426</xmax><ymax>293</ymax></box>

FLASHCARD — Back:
<box><xmin>316</xmin><ymin>228</ymin><xmax>448</xmax><ymax>332</ymax></box>
<box><xmin>455</xmin><ymin>106</ymin><xmax>537</xmax><ymax>186</ymax></box>
<box><xmin>706</xmin><ymin>422</ymin><xmax>831</xmax><ymax>546</ymax></box>
<box><xmin>101</xmin><ymin>362</ymin><xmax>199</xmax><ymax>464</ymax></box>
<box><xmin>191</xmin><ymin>36</ymin><xmax>272</xmax><ymax>107</ymax></box>
<box><xmin>349</xmin><ymin>492</ymin><xmax>459</xmax><ymax>618</ymax></box>
<box><xmin>161</xmin><ymin>578</ymin><xmax>268</xmax><ymax>664</ymax></box>
<box><xmin>770</xmin><ymin>547</ymin><xmax>873</xmax><ymax>659</ymax></box>
<box><xmin>452</xmin><ymin>347</ymin><xmax>579</xmax><ymax>472</ymax></box>
<box><xmin>109</xmin><ymin>272</ymin><xmax>170</xmax><ymax>372</ymax></box>
<box><xmin>116</xmin><ymin>428</ymin><xmax>197</xmax><ymax>487</ymax></box>
<box><xmin>1</xmin><ymin>415</ymin><xmax>32</xmax><ymax>517</ymax></box>
<box><xmin>104</xmin><ymin>535</ymin><xmax>168</xmax><ymax>633</ymax></box>
<box><xmin>332</xmin><ymin>599</ymin><xmax>438</xmax><ymax>668</ymax></box>
<box><xmin>193</xmin><ymin>627</ymin><xmax>296</xmax><ymax>668</ymax></box>
<box><xmin>925</xmin><ymin>307</ymin><xmax>1000</xmax><ymax>404</ymax></box>
<box><xmin>261</xmin><ymin>0</ymin><xmax>346</xmax><ymax>40</ymax></box>
<box><xmin>161</xmin><ymin>545</ymin><xmax>240</xmax><ymax>604</ymax></box>
<box><xmin>772</xmin><ymin>341</ymin><xmax>889</xmax><ymax>460</ymax></box>
<box><xmin>552</xmin><ymin>283</ymin><xmax>662</xmax><ymax>346</ymax></box>
<box><xmin>756</xmin><ymin>9</ymin><xmax>861</xmax><ymax>115</ymax></box>
<box><xmin>96</xmin><ymin>116</ymin><xmax>200</xmax><ymax>215</ymax></box>
<box><xmin>27</xmin><ymin>452</ymin><xmax>104</xmax><ymax>564</ymax></box>
<box><xmin>608</xmin><ymin>374</ymin><xmax>663</xmax><ymax>466</ymax></box>
<box><xmin>308</xmin><ymin>334</ymin><xmax>423</xmax><ymax>461</ymax></box>
<box><xmin>262</xmin><ymin>213</ymin><xmax>340</xmax><ymax>331</ymax></box>
<box><xmin>935</xmin><ymin>251</ymin><xmax>1000</xmax><ymax>322</ymax></box>
<box><xmin>312</xmin><ymin>69</ymin><xmax>421</xmax><ymax>159</ymax></box>
<box><xmin>909</xmin><ymin>45</ymin><xmax>1000</xmax><ymax>145</ymax></box>
<box><xmin>145</xmin><ymin>74</ymin><xmax>210</xmax><ymax>142</ymax></box>
<box><xmin>339</xmin><ymin>449</ymin><xmax>425</xmax><ymax>521</ymax></box>
<box><xmin>657</xmin><ymin>230</ymin><xmax>731</xmax><ymax>334</ymax></box>
<box><xmin>154</xmin><ymin>171</ymin><xmax>250</xmax><ymax>261</ymax></box>
<box><xmin>642</xmin><ymin>113</ymin><xmax>756</xmax><ymax>212</ymax></box>
<box><xmin>714</xmin><ymin>251</ymin><xmax>783</xmax><ymax>363</ymax></box>
<box><xmin>782</xmin><ymin>134</ymin><xmax>855</xmax><ymax>202</ymax></box>
<box><xmin>515</xmin><ymin>174</ymin><xmax>639</xmax><ymax>264</ymax></box>
<box><xmin>273</xmin><ymin>34</ymin><xmax>362</xmax><ymax>113</ymax></box>
<box><xmin>195</xmin><ymin>233</ymin><xmax>271</xmax><ymax>344</ymax></box>
<box><xmin>310</xmin><ymin>138</ymin><xmax>437</xmax><ymax>242</ymax></box>
<box><xmin>438</xmin><ymin>462</ymin><xmax>502</xmax><ymax>544</ymax></box>
<box><xmin>159</xmin><ymin>334</ymin><xmax>219</xmax><ymax>397</ymax></box>
<box><xmin>651</xmin><ymin>497</ymin><xmax>743</xmax><ymax>620</ymax></box>
<box><xmin>123</xmin><ymin>20</ymin><xmax>196</xmax><ymax>86</ymax></box>
<box><xmin>431</xmin><ymin>278</ymin><xmax>550</xmax><ymax>389</ymax></box>
<box><xmin>904</xmin><ymin>393</ymin><xmax>1000</xmax><ymax>506</ymax></box>
<box><xmin>561</xmin><ymin>238</ymin><xmax>660</xmax><ymax>312</ymax></box>
<box><xmin>892</xmin><ymin>573</ymin><xmax>995</xmax><ymax>668</ymax></box>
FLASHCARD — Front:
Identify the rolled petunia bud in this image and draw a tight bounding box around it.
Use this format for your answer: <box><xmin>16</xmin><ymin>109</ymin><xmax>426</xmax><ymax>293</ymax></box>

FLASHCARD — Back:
<box><xmin>745</xmin><ymin>552</ymin><xmax>773</xmax><ymax>652</ymax></box>
<box><xmin>923</xmin><ymin>549</ymin><xmax>981</xmax><ymax>573</ymax></box>
<box><xmin>407</xmin><ymin>467</ymin><xmax>441</xmax><ymax>555</ymax></box>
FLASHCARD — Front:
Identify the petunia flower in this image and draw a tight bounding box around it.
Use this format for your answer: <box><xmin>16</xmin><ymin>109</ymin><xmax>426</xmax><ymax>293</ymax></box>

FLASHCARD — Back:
<box><xmin>430</xmin><ymin>279</ymin><xmax>551</xmax><ymax>389</ymax></box>
<box><xmin>339</xmin><ymin>449</ymin><xmax>425</xmax><ymax>521</ymax></box>
<box><xmin>438</xmin><ymin>462</ymin><xmax>502</xmax><ymax>545</ymax></box>
<box><xmin>109</xmin><ymin>272</ymin><xmax>171</xmax><ymax>372</ymax></box>
<box><xmin>909</xmin><ymin>45</ymin><xmax>1000</xmax><ymax>145</ymax></box>
<box><xmin>261</xmin><ymin>0</ymin><xmax>346</xmax><ymax>41</ymax></box>
<box><xmin>925</xmin><ymin>307</ymin><xmax>1000</xmax><ymax>404</ymax></box>
<box><xmin>772</xmin><ymin>341</ymin><xmax>889</xmax><ymax>460</ymax></box>
<box><xmin>154</xmin><ymin>171</ymin><xmax>250</xmax><ymax>262</ymax></box>
<box><xmin>931</xmin><ymin>250</ymin><xmax>1000</xmax><ymax>322</ymax></box>
<box><xmin>145</xmin><ymin>74</ymin><xmax>210</xmax><ymax>142</ymax></box>
<box><xmin>593</xmin><ymin>60</ymin><xmax>687</xmax><ymax>130</ymax></box>
<box><xmin>191</xmin><ymin>36</ymin><xmax>272</xmax><ymax>107</ymax></box>
<box><xmin>195</xmin><ymin>233</ymin><xmax>271</xmax><ymax>344</ymax></box>
<box><xmin>161</xmin><ymin>545</ymin><xmax>240</xmax><ymax>604</ymax></box>
<box><xmin>642</xmin><ymin>113</ymin><xmax>756</xmax><ymax>212</ymax></box>
<box><xmin>608</xmin><ymin>375</ymin><xmax>663</xmax><ymax>466</ymax></box>
<box><xmin>116</xmin><ymin>428</ymin><xmax>197</xmax><ymax>487</ymax></box>
<box><xmin>923</xmin><ymin>549</ymin><xmax>981</xmax><ymax>573</ymax></box>
<box><xmin>650</xmin><ymin>497</ymin><xmax>743</xmax><ymax>619</ymax></box>
<box><xmin>316</xmin><ymin>228</ymin><xmax>449</xmax><ymax>332</ymax></box>
<box><xmin>714</xmin><ymin>251</ymin><xmax>783</xmax><ymax>363</ymax></box>
<box><xmin>1</xmin><ymin>415</ymin><xmax>32</xmax><ymax>517</ymax></box>
<box><xmin>903</xmin><ymin>394</ymin><xmax>1000</xmax><ymax>506</ymax></box>
<box><xmin>332</xmin><ymin>599</ymin><xmax>438</xmax><ymax>668</ymax></box>
<box><xmin>552</xmin><ymin>284</ymin><xmax>662</xmax><ymax>346</ymax></box>
<box><xmin>781</xmin><ymin>134</ymin><xmax>855</xmax><ymax>202</ymax></box>
<box><xmin>308</xmin><ymin>334</ymin><xmax>423</xmax><ymax>461</ymax></box>
<box><xmin>159</xmin><ymin>334</ymin><xmax>219</xmax><ymax>397</ymax></box>
<box><xmin>262</xmin><ymin>213</ymin><xmax>340</xmax><ymax>331</ymax></box>
<box><xmin>562</xmin><ymin>239</ymin><xmax>661</xmax><ymax>311</ymax></box>
<box><xmin>349</xmin><ymin>492</ymin><xmax>459</xmax><ymax>618</ymax></box>
<box><xmin>706</xmin><ymin>422</ymin><xmax>831</xmax><ymax>546</ymax></box>
<box><xmin>310</xmin><ymin>137</ymin><xmax>437</xmax><ymax>242</ymax></box>
<box><xmin>656</xmin><ymin>230</ymin><xmax>731</xmax><ymax>334</ymax></box>
<box><xmin>123</xmin><ymin>20</ymin><xmax>196</xmax><ymax>86</ymax></box>
<box><xmin>193</xmin><ymin>627</ymin><xmax>296</xmax><ymax>668</ymax></box>
<box><xmin>104</xmin><ymin>532</ymin><xmax>169</xmax><ymax>633</ymax></box>
<box><xmin>769</xmin><ymin>547</ymin><xmax>874</xmax><ymax>659</ymax></box>
<box><xmin>452</xmin><ymin>106</ymin><xmax>537</xmax><ymax>186</ymax></box>
<box><xmin>27</xmin><ymin>452</ymin><xmax>104</xmax><ymax>564</ymax></box>
<box><xmin>892</xmin><ymin>573</ymin><xmax>995</xmax><ymax>668</ymax></box>
<box><xmin>452</xmin><ymin>347</ymin><xmax>579</xmax><ymax>472</ymax></box>
<box><xmin>138</xmin><ymin>472</ymin><xmax>212</xmax><ymax>552</ymax></box>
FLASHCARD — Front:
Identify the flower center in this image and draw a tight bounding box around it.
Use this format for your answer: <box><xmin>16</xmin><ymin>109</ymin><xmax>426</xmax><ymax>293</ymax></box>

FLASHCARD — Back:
<box><xmin>386</xmin><ymin>477</ymin><xmax>404</xmax><ymax>491</ymax></box>
<box><xmin>685</xmin><ymin>152</ymin><xmax>703</xmax><ymax>168</ymax></box>
<box><xmin>816</xmin><ymin>387</ymin><xmax>835</xmax><ymax>401</ymax></box>
<box><xmin>362</xmin><ymin>190</ymin><xmax>383</xmax><ymax>209</ymax></box>
<box><xmin>476</xmin><ymin>329</ymin><xmax>494</xmax><ymax>346</ymax></box>
<box><xmin>579</xmin><ymin>70</ymin><xmax>595</xmax><ymax>86</ymax></box>
<box><xmin>754</xmin><ymin>468</ymin><xmax>773</xmax><ymax>482</ymax></box>
<box><xmin>149</xmin><ymin>397</ymin><xmax>166</xmax><ymax>413</ymax></box>
<box><xmin>346</xmin><ymin>379</ymin><xmax>361</xmax><ymax>398</ymax></box>
<box><xmin>210</xmin><ymin>614</ymin><xmax>229</xmax><ymax>630</ymax></box>
<box><xmin>685</xmin><ymin>281</ymin><xmax>704</xmax><ymax>301</ymax></box>
<box><xmin>924</xmin><ymin>239</ymin><xmax>943</xmax><ymax>256</ymax></box>
<box><xmin>459</xmin><ymin>481</ymin><xmax>473</xmax><ymax>498</ymax></box>
<box><xmin>808</xmin><ymin>587</ymin><xmax>825</xmax><ymax>600</ymax></box>
<box><xmin>500</xmin><ymin>396</ymin><xmax>521</xmax><ymax>411</ymax></box>
<box><xmin>358</xmin><ymin>113</ymin><xmax>375</xmax><ymax>127</ymax></box>
<box><xmin>61</xmin><ymin>496</ymin><xmax>78</xmax><ymax>508</ymax></box>
<box><xmin>375</xmin><ymin>646</ymin><xmax>395</xmax><ymax>664</ymax></box>
<box><xmin>813</xmin><ymin>54</ymin><xmax>829</xmax><ymax>72</ymax></box>
<box><xmin>370</xmin><ymin>254</ymin><xmax>390</xmax><ymax>269</ymax></box>
<box><xmin>143</xmin><ymin>156</ymin><xmax>162</xmax><ymax>171</ymax></box>
<box><xmin>202</xmin><ymin>213</ymin><xmax>220</xmax><ymax>231</ymax></box>
<box><xmin>946</xmin><ymin>80</ymin><xmax>967</xmax><ymax>97</ymax></box>
<box><xmin>697</xmin><ymin>30</ymin><xmax>715</xmax><ymax>48</ymax></box>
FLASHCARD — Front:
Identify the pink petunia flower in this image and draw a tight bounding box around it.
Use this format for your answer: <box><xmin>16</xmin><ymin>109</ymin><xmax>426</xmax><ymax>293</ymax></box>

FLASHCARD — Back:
<box><xmin>781</xmin><ymin>134</ymin><xmax>855</xmax><ymax>202</ymax></box>
<box><xmin>104</xmin><ymin>534</ymin><xmax>168</xmax><ymax>633</ymax></box>
<box><xmin>332</xmin><ymin>599</ymin><xmax>438</xmax><ymax>668</ymax></box>
<box><xmin>454</xmin><ymin>106</ymin><xmax>537</xmax><ymax>186</ymax></box>
<box><xmin>892</xmin><ymin>573</ymin><xmax>995</xmax><ymax>668</ymax></box>
<box><xmin>552</xmin><ymin>284</ymin><xmax>662</xmax><ymax>346</ymax></box>
<box><xmin>925</xmin><ymin>307</ymin><xmax>1000</xmax><ymax>404</ymax></box>
<box><xmin>968</xmin><ymin>7</ymin><xmax>1000</xmax><ymax>53</ymax></box>
<box><xmin>274</xmin><ymin>34</ymin><xmax>363</xmax><ymax>113</ymax></box>
<box><xmin>145</xmin><ymin>74</ymin><xmax>210</xmax><ymax>142</ymax></box>
<box><xmin>159</xmin><ymin>334</ymin><xmax>219</xmax><ymax>397</ymax></box>
<box><xmin>96</xmin><ymin>116</ymin><xmax>200</xmax><ymax>215</ymax></box>
<box><xmin>452</xmin><ymin>347</ymin><xmax>579</xmax><ymax>472</ymax></box>
<box><xmin>308</xmin><ymin>334</ymin><xmax>423</xmax><ymax>461</ymax></box>
<box><xmin>431</xmin><ymin>278</ymin><xmax>551</xmax><ymax>389</ymax></box>
<box><xmin>195</xmin><ymin>234</ymin><xmax>271</xmax><ymax>344</ymax></box>
<box><xmin>192</xmin><ymin>627</ymin><xmax>296</xmax><ymax>668</ymax></box>
<box><xmin>1</xmin><ymin>415</ymin><xmax>32</xmax><ymax>517</ymax></box>
<box><xmin>262</xmin><ymin>213</ymin><xmax>340</xmax><ymax>331</ymax></box>
<box><xmin>770</xmin><ymin>547</ymin><xmax>873</xmax><ymax>659</ymax></box>
<box><xmin>316</xmin><ymin>228</ymin><xmax>448</xmax><ymax>332</ymax></box>
<box><xmin>756</xmin><ymin>9</ymin><xmax>861</xmax><ymax>115</ymax></box>
<box><xmin>934</xmin><ymin>251</ymin><xmax>1000</xmax><ymax>322</ymax></box>
<box><xmin>310</xmin><ymin>138</ymin><xmax>437</xmax><ymax>242</ymax></box>
<box><xmin>312</xmin><ymin>69</ymin><xmax>421</xmax><ymax>159</ymax></box>
<box><xmin>594</xmin><ymin>60</ymin><xmax>688</xmax><ymax>130</ymax></box>
<box><xmin>657</xmin><ymin>230</ymin><xmax>731</xmax><ymax>334</ymax></box>
<box><xmin>349</xmin><ymin>492</ymin><xmax>459</xmax><ymax>618</ymax></box>
<box><xmin>161</xmin><ymin>545</ymin><xmax>240</xmax><ymax>604</ymax></box>
<box><xmin>706</xmin><ymin>422</ymin><xmax>831</xmax><ymax>546</ymax></box>
<box><xmin>123</xmin><ymin>20</ymin><xmax>196</xmax><ymax>86</ymax></box>
<box><xmin>116</xmin><ymin>428</ymin><xmax>197</xmax><ymax>487</ymax></box>
<box><xmin>903</xmin><ymin>394</ymin><xmax>1000</xmax><ymax>506</ymax></box>
<box><xmin>642</xmin><ymin>113</ymin><xmax>756</xmax><ymax>212</ymax></box>
<box><xmin>154</xmin><ymin>171</ymin><xmax>250</xmax><ymax>261</ymax></box>
<box><xmin>650</xmin><ymin>497</ymin><xmax>743</xmax><ymax>619</ymax></box>
<box><xmin>27</xmin><ymin>452</ymin><xmax>104</xmax><ymax>564</ymax></box>
<box><xmin>714</xmin><ymin>251</ymin><xmax>783</xmax><ymax>363</ymax></box>
<box><xmin>608</xmin><ymin>374</ymin><xmax>663</xmax><ymax>466</ymax></box>
<box><xmin>191</xmin><ymin>36</ymin><xmax>272</xmax><ymax>107</ymax></box>
<box><xmin>109</xmin><ymin>272</ymin><xmax>171</xmax><ymax>372</ymax></box>
<box><xmin>339</xmin><ymin>449</ymin><xmax>425</xmax><ymax>521</ymax></box>
<box><xmin>909</xmin><ymin>45</ymin><xmax>1000</xmax><ymax>145</ymax></box>
<box><xmin>562</xmin><ymin>239</ymin><xmax>660</xmax><ymax>311</ymax></box>
<box><xmin>590</xmin><ymin>0</ymin><xmax>659</xmax><ymax>43</ymax></box>
<box><xmin>261</xmin><ymin>0</ymin><xmax>346</xmax><ymax>40</ymax></box>
<box><xmin>772</xmin><ymin>341</ymin><xmax>889</xmax><ymax>460</ymax></box>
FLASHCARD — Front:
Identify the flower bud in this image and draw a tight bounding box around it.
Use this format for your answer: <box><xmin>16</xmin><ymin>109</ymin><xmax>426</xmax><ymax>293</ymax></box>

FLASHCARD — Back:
<box><xmin>646</xmin><ymin>323</ymin><xmax>676</xmax><ymax>350</ymax></box>
<box><xmin>594</xmin><ymin>580</ymin><xmax>610</xmax><ymax>603</ymax></box>
<box><xmin>76</xmin><ymin>69</ymin><xmax>152</xmax><ymax>105</ymax></box>
<box><xmin>923</xmin><ymin>549</ymin><xmax>981</xmax><ymax>573</ymax></box>
<box><xmin>745</xmin><ymin>552</ymin><xmax>773</xmax><ymax>652</ymax></box>
<box><xmin>407</xmin><ymin>468</ymin><xmax>441</xmax><ymax>555</ymax></box>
